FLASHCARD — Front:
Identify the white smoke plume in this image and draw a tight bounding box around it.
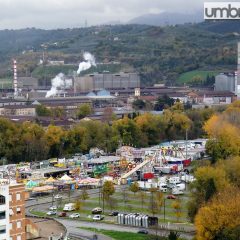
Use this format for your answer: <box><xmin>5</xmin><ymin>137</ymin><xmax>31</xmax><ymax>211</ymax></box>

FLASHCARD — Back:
<box><xmin>45</xmin><ymin>73</ymin><xmax>65</xmax><ymax>98</ymax></box>
<box><xmin>77</xmin><ymin>52</ymin><xmax>96</xmax><ymax>75</ymax></box>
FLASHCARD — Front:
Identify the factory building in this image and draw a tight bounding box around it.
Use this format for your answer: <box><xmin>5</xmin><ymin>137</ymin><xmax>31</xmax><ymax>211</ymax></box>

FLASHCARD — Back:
<box><xmin>214</xmin><ymin>73</ymin><xmax>236</xmax><ymax>94</ymax></box>
<box><xmin>74</xmin><ymin>72</ymin><xmax>140</xmax><ymax>92</ymax></box>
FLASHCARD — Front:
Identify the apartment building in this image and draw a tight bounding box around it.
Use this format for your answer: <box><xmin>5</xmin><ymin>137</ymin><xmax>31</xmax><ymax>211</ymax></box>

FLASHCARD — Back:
<box><xmin>0</xmin><ymin>180</ymin><xmax>26</xmax><ymax>240</ymax></box>
<box><xmin>9</xmin><ymin>183</ymin><xmax>26</xmax><ymax>240</ymax></box>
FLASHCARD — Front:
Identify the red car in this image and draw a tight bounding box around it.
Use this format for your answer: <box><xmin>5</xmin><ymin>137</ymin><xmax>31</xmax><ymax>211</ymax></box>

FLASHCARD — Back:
<box><xmin>167</xmin><ymin>195</ymin><xmax>177</xmax><ymax>199</ymax></box>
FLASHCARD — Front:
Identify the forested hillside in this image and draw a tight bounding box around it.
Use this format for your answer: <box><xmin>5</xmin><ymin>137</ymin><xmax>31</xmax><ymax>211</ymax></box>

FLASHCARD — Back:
<box><xmin>0</xmin><ymin>21</ymin><xmax>240</xmax><ymax>86</ymax></box>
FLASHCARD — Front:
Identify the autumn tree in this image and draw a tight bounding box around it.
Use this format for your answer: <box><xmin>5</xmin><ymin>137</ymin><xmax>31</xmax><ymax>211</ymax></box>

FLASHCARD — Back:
<box><xmin>79</xmin><ymin>188</ymin><xmax>89</xmax><ymax>201</ymax></box>
<box><xmin>102</xmin><ymin>181</ymin><xmax>115</xmax><ymax>200</ymax></box>
<box><xmin>188</xmin><ymin>165</ymin><xmax>229</xmax><ymax>222</ymax></box>
<box><xmin>129</xmin><ymin>182</ymin><xmax>139</xmax><ymax>195</ymax></box>
<box><xmin>44</xmin><ymin>125</ymin><xmax>66</xmax><ymax>157</ymax></box>
<box><xmin>172</xmin><ymin>199</ymin><xmax>183</xmax><ymax>222</ymax></box>
<box><xmin>195</xmin><ymin>187</ymin><xmax>240</xmax><ymax>240</ymax></box>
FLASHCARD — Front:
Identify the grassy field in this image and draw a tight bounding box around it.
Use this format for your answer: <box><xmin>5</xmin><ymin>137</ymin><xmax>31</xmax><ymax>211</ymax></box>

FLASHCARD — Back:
<box><xmin>177</xmin><ymin>70</ymin><xmax>220</xmax><ymax>84</ymax></box>
<box><xmin>80</xmin><ymin>227</ymin><xmax>154</xmax><ymax>240</ymax></box>
<box><xmin>0</xmin><ymin>78</ymin><xmax>12</xmax><ymax>88</ymax></box>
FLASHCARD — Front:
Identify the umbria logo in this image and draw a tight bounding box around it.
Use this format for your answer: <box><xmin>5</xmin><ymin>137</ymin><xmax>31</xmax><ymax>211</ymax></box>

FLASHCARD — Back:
<box><xmin>204</xmin><ymin>2</ymin><xmax>240</xmax><ymax>19</ymax></box>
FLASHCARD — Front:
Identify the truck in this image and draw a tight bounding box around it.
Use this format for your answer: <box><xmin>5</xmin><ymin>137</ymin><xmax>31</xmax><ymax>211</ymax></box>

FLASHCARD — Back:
<box><xmin>63</xmin><ymin>203</ymin><xmax>76</xmax><ymax>211</ymax></box>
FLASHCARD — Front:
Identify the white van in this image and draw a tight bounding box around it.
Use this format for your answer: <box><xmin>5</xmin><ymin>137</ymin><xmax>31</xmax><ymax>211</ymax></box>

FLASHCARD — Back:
<box><xmin>63</xmin><ymin>203</ymin><xmax>76</xmax><ymax>211</ymax></box>
<box><xmin>159</xmin><ymin>184</ymin><xmax>168</xmax><ymax>192</ymax></box>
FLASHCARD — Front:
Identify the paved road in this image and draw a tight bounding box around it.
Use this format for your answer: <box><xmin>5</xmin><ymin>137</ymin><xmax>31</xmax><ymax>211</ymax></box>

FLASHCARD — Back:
<box><xmin>58</xmin><ymin>219</ymin><xmax>194</xmax><ymax>240</ymax></box>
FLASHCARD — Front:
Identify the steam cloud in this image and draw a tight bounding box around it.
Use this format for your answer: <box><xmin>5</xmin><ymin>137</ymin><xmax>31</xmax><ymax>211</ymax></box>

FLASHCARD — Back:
<box><xmin>45</xmin><ymin>52</ymin><xmax>96</xmax><ymax>98</ymax></box>
<box><xmin>77</xmin><ymin>52</ymin><xmax>96</xmax><ymax>75</ymax></box>
<box><xmin>45</xmin><ymin>73</ymin><xmax>72</xmax><ymax>98</ymax></box>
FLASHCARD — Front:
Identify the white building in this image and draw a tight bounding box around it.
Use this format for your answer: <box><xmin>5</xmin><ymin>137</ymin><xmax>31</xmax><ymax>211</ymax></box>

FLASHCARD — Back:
<box><xmin>0</xmin><ymin>180</ymin><xmax>10</xmax><ymax>240</ymax></box>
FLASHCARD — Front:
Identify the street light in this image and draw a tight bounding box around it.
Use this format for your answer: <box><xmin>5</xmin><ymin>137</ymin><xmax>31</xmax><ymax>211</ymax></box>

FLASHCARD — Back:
<box><xmin>163</xmin><ymin>198</ymin><xmax>166</xmax><ymax>222</ymax></box>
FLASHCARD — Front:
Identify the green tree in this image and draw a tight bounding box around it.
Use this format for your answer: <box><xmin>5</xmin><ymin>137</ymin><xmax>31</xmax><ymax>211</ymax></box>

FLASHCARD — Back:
<box><xmin>77</xmin><ymin>104</ymin><xmax>93</xmax><ymax>119</ymax></box>
<box><xmin>36</xmin><ymin>104</ymin><xmax>52</xmax><ymax>116</ymax></box>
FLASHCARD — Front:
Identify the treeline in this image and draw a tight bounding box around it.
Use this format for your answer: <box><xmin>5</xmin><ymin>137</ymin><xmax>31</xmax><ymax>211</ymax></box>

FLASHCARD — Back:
<box><xmin>188</xmin><ymin>101</ymin><xmax>240</xmax><ymax>240</ymax></box>
<box><xmin>0</xmin><ymin>104</ymin><xmax>215</xmax><ymax>163</ymax></box>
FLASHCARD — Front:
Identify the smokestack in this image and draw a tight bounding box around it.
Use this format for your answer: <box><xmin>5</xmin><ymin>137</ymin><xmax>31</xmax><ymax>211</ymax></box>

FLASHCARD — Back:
<box><xmin>237</xmin><ymin>42</ymin><xmax>240</xmax><ymax>98</ymax></box>
<box><xmin>13</xmin><ymin>59</ymin><xmax>18</xmax><ymax>97</ymax></box>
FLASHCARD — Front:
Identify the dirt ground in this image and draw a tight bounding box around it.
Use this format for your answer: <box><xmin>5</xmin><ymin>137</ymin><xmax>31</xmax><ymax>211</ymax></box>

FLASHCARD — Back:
<box><xmin>28</xmin><ymin>217</ymin><xmax>66</xmax><ymax>240</ymax></box>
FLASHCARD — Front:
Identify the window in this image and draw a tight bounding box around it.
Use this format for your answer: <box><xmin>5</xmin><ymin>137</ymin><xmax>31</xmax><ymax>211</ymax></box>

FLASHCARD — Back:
<box><xmin>0</xmin><ymin>195</ymin><xmax>5</xmax><ymax>205</ymax></box>
<box><xmin>17</xmin><ymin>221</ymin><xmax>21</xmax><ymax>228</ymax></box>
<box><xmin>9</xmin><ymin>223</ymin><xmax>12</xmax><ymax>230</ymax></box>
<box><xmin>16</xmin><ymin>207</ymin><xmax>21</xmax><ymax>214</ymax></box>
<box><xmin>9</xmin><ymin>194</ymin><xmax>12</xmax><ymax>202</ymax></box>
<box><xmin>17</xmin><ymin>235</ymin><xmax>21</xmax><ymax>240</ymax></box>
<box><xmin>9</xmin><ymin>208</ymin><xmax>13</xmax><ymax>216</ymax></box>
<box><xmin>0</xmin><ymin>212</ymin><xmax>5</xmax><ymax>220</ymax></box>
<box><xmin>16</xmin><ymin>193</ymin><xmax>21</xmax><ymax>201</ymax></box>
<box><xmin>0</xmin><ymin>225</ymin><xmax>6</xmax><ymax>234</ymax></box>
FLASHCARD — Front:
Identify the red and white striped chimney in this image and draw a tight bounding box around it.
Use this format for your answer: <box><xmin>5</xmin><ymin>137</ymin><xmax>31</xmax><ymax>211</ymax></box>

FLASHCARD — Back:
<box><xmin>13</xmin><ymin>59</ymin><xmax>18</xmax><ymax>96</ymax></box>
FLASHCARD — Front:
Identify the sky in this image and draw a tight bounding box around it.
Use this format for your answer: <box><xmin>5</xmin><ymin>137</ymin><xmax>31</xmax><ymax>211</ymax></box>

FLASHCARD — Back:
<box><xmin>0</xmin><ymin>0</ymin><xmax>237</xmax><ymax>29</ymax></box>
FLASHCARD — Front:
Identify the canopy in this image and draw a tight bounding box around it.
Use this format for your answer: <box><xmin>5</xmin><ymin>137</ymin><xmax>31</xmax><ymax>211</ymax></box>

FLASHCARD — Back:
<box><xmin>45</xmin><ymin>176</ymin><xmax>56</xmax><ymax>183</ymax></box>
<box><xmin>26</xmin><ymin>180</ymin><xmax>38</xmax><ymax>188</ymax></box>
<box><xmin>32</xmin><ymin>185</ymin><xmax>56</xmax><ymax>193</ymax></box>
<box><xmin>60</xmin><ymin>174</ymin><xmax>73</xmax><ymax>181</ymax></box>
<box><xmin>77</xmin><ymin>178</ymin><xmax>100</xmax><ymax>185</ymax></box>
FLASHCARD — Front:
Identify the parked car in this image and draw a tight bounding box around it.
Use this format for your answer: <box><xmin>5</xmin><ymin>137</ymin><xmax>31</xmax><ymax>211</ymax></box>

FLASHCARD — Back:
<box><xmin>49</xmin><ymin>205</ymin><xmax>57</xmax><ymax>210</ymax></box>
<box><xmin>69</xmin><ymin>213</ymin><xmax>80</xmax><ymax>218</ymax></box>
<box><xmin>92</xmin><ymin>215</ymin><xmax>104</xmax><ymax>221</ymax></box>
<box><xmin>46</xmin><ymin>211</ymin><xmax>56</xmax><ymax>216</ymax></box>
<box><xmin>108</xmin><ymin>211</ymin><xmax>119</xmax><ymax>216</ymax></box>
<box><xmin>58</xmin><ymin>212</ymin><xmax>67</xmax><ymax>217</ymax></box>
<box><xmin>167</xmin><ymin>195</ymin><xmax>177</xmax><ymax>199</ymax></box>
<box><xmin>54</xmin><ymin>194</ymin><xmax>62</xmax><ymax>199</ymax></box>
<box><xmin>91</xmin><ymin>207</ymin><xmax>102</xmax><ymax>214</ymax></box>
<box><xmin>138</xmin><ymin>229</ymin><xmax>148</xmax><ymax>234</ymax></box>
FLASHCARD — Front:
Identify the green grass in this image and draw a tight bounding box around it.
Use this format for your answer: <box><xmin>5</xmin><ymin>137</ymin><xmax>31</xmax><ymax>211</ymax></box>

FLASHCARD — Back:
<box><xmin>177</xmin><ymin>70</ymin><xmax>220</xmax><ymax>84</ymax></box>
<box><xmin>29</xmin><ymin>209</ymin><xmax>47</xmax><ymax>217</ymax></box>
<box><xmin>80</xmin><ymin>227</ymin><xmax>151</xmax><ymax>240</ymax></box>
<box><xmin>0</xmin><ymin>78</ymin><xmax>12</xmax><ymax>88</ymax></box>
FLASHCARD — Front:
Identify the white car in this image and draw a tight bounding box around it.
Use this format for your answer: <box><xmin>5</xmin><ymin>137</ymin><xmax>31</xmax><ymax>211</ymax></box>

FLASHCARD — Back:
<box><xmin>49</xmin><ymin>206</ymin><xmax>57</xmax><ymax>210</ymax></box>
<box><xmin>54</xmin><ymin>194</ymin><xmax>62</xmax><ymax>199</ymax></box>
<box><xmin>92</xmin><ymin>215</ymin><xmax>104</xmax><ymax>221</ymax></box>
<box><xmin>69</xmin><ymin>213</ymin><xmax>80</xmax><ymax>218</ymax></box>
<box><xmin>46</xmin><ymin>211</ymin><xmax>56</xmax><ymax>216</ymax></box>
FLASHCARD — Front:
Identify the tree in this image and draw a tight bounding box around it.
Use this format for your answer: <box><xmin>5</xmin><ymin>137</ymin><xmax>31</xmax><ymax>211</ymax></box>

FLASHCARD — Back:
<box><xmin>195</xmin><ymin>187</ymin><xmax>240</xmax><ymax>240</ymax></box>
<box><xmin>172</xmin><ymin>199</ymin><xmax>182</xmax><ymax>222</ymax></box>
<box><xmin>36</xmin><ymin>104</ymin><xmax>52</xmax><ymax>116</ymax></box>
<box><xmin>77</xmin><ymin>104</ymin><xmax>93</xmax><ymax>119</ymax></box>
<box><xmin>80</xmin><ymin>188</ymin><xmax>89</xmax><ymax>201</ymax></box>
<box><xmin>120</xmin><ymin>186</ymin><xmax>129</xmax><ymax>209</ymax></box>
<box><xmin>187</xmin><ymin>165</ymin><xmax>229</xmax><ymax>222</ymax></box>
<box><xmin>102</xmin><ymin>181</ymin><xmax>115</xmax><ymax>200</ymax></box>
<box><xmin>138</xmin><ymin>191</ymin><xmax>147</xmax><ymax>210</ymax></box>
<box><xmin>168</xmin><ymin>231</ymin><xmax>180</xmax><ymax>240</ymax></box>
<box><xmin>129</xmin><ymin>182</ymin><xmax>139</xmax><ymax>195</ymax></box>
<box><xmin>75</xmin><ymin>199</ymin><xmax>82</xmax><ymax>211</ymax></box>
<box><xmin>205</xmin><ymin>178</ymin><xmax>216</xmax><ymax>202</ymax></box>
<box><xmin>132</xmin><ymin>99</ymin><xmax>146</xmax><ymax>110</ymax></box>
<box><xmin>102</xmin><ymin>107</ymin><xmax>115</xmax><ymax>122</ymax></box>
<box><xmin>154</xmin><ymin>94</ymin><xmax>175</xmax><ymax>111</ymax></box>
<box><xmin>149</xmin><ymin>188</ymin><xmax>158</xmax><ymax>216</ymax></box>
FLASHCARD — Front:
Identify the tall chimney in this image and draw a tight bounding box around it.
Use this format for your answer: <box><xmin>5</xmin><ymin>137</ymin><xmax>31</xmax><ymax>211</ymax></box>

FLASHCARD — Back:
<box><xmin>13</xmin><ymin>59</ymin><xmax>18</xmax><ymax>97</ymax></box>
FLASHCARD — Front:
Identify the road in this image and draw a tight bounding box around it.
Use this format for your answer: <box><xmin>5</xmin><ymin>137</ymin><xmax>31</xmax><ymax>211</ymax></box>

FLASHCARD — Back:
<box><xmin>26</xmin><ymin>187</ymin><xmax>195</xmax><ymax>240</ymax></box>
<box><xmin>58</xmin><ymin>219</ymin><xmax>194</xmax><ymax>240</ymax></box>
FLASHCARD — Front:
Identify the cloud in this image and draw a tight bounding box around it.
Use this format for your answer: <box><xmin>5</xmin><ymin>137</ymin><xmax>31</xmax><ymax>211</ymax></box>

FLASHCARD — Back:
<box><xmin>0</xmin><ymin>0</ymin><xmax>238</xmax><ymax>29</ymax></box>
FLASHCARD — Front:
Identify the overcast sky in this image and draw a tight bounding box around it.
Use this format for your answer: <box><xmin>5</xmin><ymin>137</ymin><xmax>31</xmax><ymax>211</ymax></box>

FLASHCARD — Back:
<box><xmin>0</xmin><ymin>0</ymin><xmax>237</xmax><ymax>29</ymax></box>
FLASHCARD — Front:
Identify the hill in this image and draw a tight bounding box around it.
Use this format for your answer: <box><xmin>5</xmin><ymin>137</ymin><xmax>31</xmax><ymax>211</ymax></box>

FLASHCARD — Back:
<box><xmin>0</xmin><ymin>21</ymin><xmax>240</xmax><ymax>86</ymax></box>
<box><xmin>129</xmin><ymin>11</ymin><xmax>203</xmax><ymax>26</ymax></box>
